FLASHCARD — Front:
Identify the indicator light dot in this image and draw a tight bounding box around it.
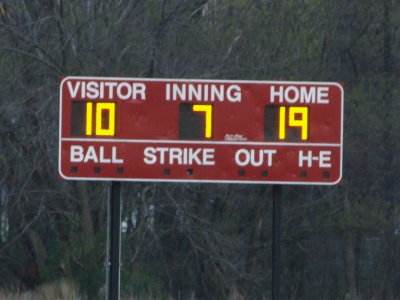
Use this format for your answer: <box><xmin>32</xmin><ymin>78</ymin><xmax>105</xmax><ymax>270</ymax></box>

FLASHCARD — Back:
<box><xmin>300</xmin><ymin>171</ymin><xmax>307</xmax><ymax>178</ymax></box>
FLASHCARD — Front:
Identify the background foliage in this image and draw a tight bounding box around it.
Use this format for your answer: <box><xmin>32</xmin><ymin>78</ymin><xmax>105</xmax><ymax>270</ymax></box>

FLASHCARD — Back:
<box><xmin>0</xmin><ymin>0</ymin><xmax>399</xmax><ymax>299</ymax></box>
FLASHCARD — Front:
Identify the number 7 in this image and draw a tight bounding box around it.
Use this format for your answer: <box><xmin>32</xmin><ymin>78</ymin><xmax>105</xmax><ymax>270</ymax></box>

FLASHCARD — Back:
<box><xmin>192</xmin><ymin>104</ymin><xmax>213</xmax><ymax>138</ymax></box>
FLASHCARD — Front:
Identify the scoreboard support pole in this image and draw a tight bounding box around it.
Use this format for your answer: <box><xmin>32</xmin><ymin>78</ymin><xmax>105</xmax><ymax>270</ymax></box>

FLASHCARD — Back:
<box><xmin>106</xmin><ymin>181</ymin><xmax>122</xmax><ymax>300</ymax></box>
<box><xmin>272</xmin><ymin>185</ymin><xmax>282</xmax><ymax>300</ymax></box>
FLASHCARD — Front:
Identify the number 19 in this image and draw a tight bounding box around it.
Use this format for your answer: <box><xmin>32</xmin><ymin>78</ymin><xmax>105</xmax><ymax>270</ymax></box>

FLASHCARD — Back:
<box><xmin>279</xmin><ymin>106</ymin><xmax>308</xmax><ymax>140</ymax></box>
<box><xmin>264</xmin><ymin>105</ymin><xmax>309</xmax><ymax>141</ymax></box>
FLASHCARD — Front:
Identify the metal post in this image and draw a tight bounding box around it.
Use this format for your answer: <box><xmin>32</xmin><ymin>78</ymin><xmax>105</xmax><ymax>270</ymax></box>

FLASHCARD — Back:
<box><xmin>272</xmin><ymin>185</ymin><xmax>282</xmax><ymax>300</ymax></box>
<box><xmin>107</xmin><ymin>181</ymin><xmax>122</xmax><ymax>300</ymax></box>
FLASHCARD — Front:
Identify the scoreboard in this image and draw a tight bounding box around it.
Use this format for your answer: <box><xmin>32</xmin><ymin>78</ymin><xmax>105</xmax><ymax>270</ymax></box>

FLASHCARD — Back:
<box><xmin>59</xmin><ymin>77</ymin><xmax>343</xmax><ymax>184</ymax></box>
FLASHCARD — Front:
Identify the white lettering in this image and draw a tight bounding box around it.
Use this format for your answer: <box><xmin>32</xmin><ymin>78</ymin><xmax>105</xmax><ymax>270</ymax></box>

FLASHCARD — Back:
<box><xmin>299</xmin><ymin>150</ymin><xmax>313</xmax><ymax>167</ymax></box>
<box><xmin>264</xmin><ymin>150</ymin><xmax>276</xmax><ymax>167</ymax></box>
<box><xmin>81</xmin><ymin>81</ymin><xmax>86</xmax><ymax>98</ymax></box>
<box><xmin>70</xmin><ymin>145</ymin><xmax>84</xmax><ymax>162</ymax></box>
<box><xmin>300</xmin><ymin>87</ymin><xmax>315</xmax><ymax>104</ymax></box>
<box><xmin>112</xmin><ymin>147</ymin><xmax>124</xmax><ymax>164</ymax></box>
<box><xmin>165</xmin><ymin>83</ymin><xmax>242</xmax><ymax>102</ymax></box>
<box><xmin>67</xmin><ymin>81</ymin><xmax>81</xmax><ymax>98</ymax></box>
<box><xmin>157</xmin><ymin>147</ymin><xmax>169</xmax><ymax>164</ymax></box>
<box><xmin>319</xmin><ymin>151</ymin><xmax>331</xmax><ymax>168</ymax></box>
<box><xmin>117</xmin><ymin>82</ymin><xmax>131</xmax><ymax>100</ymax></box>
<box><xmin>84</xmin><ymin>146</ymin><xmax>98</xmax><ymax>163</ymax></box>
<box><xmin>204</xmin><ymin>84</ymin><xmax>209</xmax><ymax>101</ymax></box>
<box><xmin>169</xmin><ymin>148</ymin><xmax>183</xmax><ymax>165</ymax></box>
<box><xmin>235</xmin><ymin>149</ymin><xmax>250</xmax><ymax>167</ymax></box>
<box><xmin>188</xmin><ymin>148</ymin><xmax>202</xmax><ymax>165</ymax></box>
<box><xmin>166</xmin><ymin>84</ymin><xmax>171</xmax><ymax>101</ymax></box>
<box><xmin>144</xmin><ymin>147</ymin><xmax>157</xmax><ymax>164</ymax></box>
<box><xmin>317</xmin><ymin>87</ymin><xmax>329</xmax><ymax>104</ymax></box>
<box><xmin>188</xmin><ymin>84</ymin><xmax>202</xmax><ymax>101</ymax></box>
<box><xmin>86</xmin><ymin>81</ymin><xmax>99</xmax><ymax>99</ymax></box>
<box><xmin>226</xmin><ymin>85</ymin><xmax>241</xmax><ymax>102</ymax></box>
<box><xmin>99</xmin><ymin>82</ymin><xmax>104</xmax><ymax>98</ymax></box>
<box><xmin>133</xmin><ymin>83</ymin><xmax>146</xmax><ymax>100</ymax></box>
<box><xmin>211</xmin><ymin>85</ymin><xmax>224</xmax><ymax>102</ymax></box>
<box><xmin>298</xmin><ymin>150</ymin><xmax>331</xmax><ymax>168</ymax></box>
<box><xmin>270</xmin><ymin>85</ymin><xmax>330</xmax><ymax>104</ymax></box>
<box><xmin>235</xmin><ymin>149</ymin><xmax>277</xmax><ymax>167</ymax></box>
<box><xmin>99</xmin><ymin>147</ymin><xmax>111</xmax><ymax>163</ymax></box>
<box><xmin>70</xmin><ymin>145</ymin><xmax>123</xmax><ymax>164</ymax></box>
<box><xmin>284</xmin><ymin>86</ymin><xmax>299</xmax><ymax>103</ymax></box>
<box><xmin>104</xmin><ymin>82</ymin><xmax>117</xmax><ymax>98</ymax></box>
<box><xmin>142</xmin><ymin>147</ymin><xmax>215</xmax><ymax>165</ymax></box>
<box><xmin>173</xmin><ymin>84</ymin><xmax>186</xmax><ymax>101</ymax></box>
<box><xmin>202</xmin><ymin>149</ymin><xmax>215</xmax><ymax>165</ymax></box>
<box><xmin>270</xmin><ymin>86</ymin><xmax>283</xmax><ymax>103</ymax></box>
<box><xmin>65</xmin><ymin>80</ymin><xmax>147</xmax><ymax>101</ymax></box>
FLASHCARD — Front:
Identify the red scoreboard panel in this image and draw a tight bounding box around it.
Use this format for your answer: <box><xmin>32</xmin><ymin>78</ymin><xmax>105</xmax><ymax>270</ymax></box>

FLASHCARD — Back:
<box><xmin>59</xmin><ymin>77</ymin><xmax>343</xmax><ymax>185</ymax></box>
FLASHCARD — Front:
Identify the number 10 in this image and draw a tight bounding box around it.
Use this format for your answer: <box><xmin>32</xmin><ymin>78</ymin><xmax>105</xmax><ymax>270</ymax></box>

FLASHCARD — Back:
<box><xmin>71</xmin><ymin>101</ymin><xmax>116</xmax><ymax>137</ymax></box>
<box><xmin>85</xmin><ymin>102</ymin><xmax>116</xmax><ymax>136</ymax></box>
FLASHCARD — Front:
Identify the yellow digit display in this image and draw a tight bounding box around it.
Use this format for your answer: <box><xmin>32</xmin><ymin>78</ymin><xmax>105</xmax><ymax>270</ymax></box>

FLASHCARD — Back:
<box><xmin>85</xmin><ymin>102</ymin><xmax>93</xmax><ymax>135</ymax></box>
<box><xmin>192</xmin><ymin>104</ymin><xmax>212</xmax><ymax>138</ymax></box>
<box><xmin>82</xmin><ymin>102</ymin><xmax>116</xmax><ymax>136</ymax></box>
<box><xmin>279</xmin><ymin>106</ymin><xmax>286</xmax><ymax>139</ymax></box>
<box><xmin>278</xmin><ymin>106</ymin><xmax>308</xmax><ymax>140</ymax></box>
<box><xmin>289</xmin><ymin>107</ymin><xmax>308</xmax><ymax>140</ymax></box>
<box><xmin>95</xmin><ymin>102</ymin><xmax>116</xmax><ymax>136</ymax></box>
